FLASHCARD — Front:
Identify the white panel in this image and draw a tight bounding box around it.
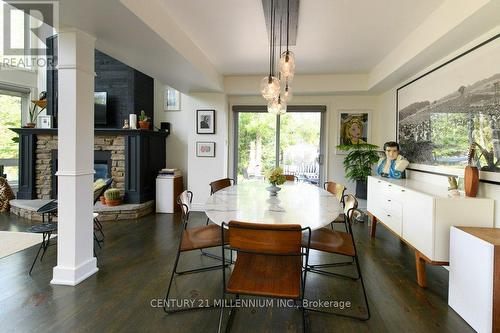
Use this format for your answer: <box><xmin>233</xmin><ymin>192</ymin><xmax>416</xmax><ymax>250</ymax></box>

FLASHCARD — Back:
<box><xmin>402</xmin><ymin>189</ymin><xmax>434</xmax><ymax>258</ymax></box>
<box><xmin>449</xmin><ymin>227</ymin><xmax>493</xmax><ymax>333</ymax></box>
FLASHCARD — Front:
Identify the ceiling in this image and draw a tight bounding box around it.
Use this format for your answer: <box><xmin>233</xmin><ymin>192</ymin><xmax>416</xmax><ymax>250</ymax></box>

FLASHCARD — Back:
<box><xmin>161</xmin><ymin>0</ymin><xmax>445</xmax><ymax>75</ymax></box>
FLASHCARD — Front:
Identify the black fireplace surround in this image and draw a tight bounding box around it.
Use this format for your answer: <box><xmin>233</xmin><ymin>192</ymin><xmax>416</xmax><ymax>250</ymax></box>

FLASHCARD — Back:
<box><xmin>12</xmin><ymin>128</ymin><xmax>168</xmax><ymax>204</ymax></box>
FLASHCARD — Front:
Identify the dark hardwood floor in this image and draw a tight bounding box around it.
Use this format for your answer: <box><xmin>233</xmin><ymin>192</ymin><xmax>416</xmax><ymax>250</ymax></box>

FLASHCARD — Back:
<box><xmin>0</xmin><ymin>211</ymin><xmax>473</xmax><ymax>333</ymax></box>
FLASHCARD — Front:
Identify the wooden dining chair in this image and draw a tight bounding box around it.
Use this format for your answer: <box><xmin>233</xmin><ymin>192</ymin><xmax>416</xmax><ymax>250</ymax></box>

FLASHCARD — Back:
<box><xmin>163</xmin><ymin>190</ymin><xmax>229</xmax><ymax>314</ymax></box>
<box><xmin>210</xmin><ymin>178</ymin><xmax>234</xmax><ymax>194</ymax></box>
<box><xmin>302</xmin><ymin>194</ymin><xmax>370</xmax><ymax>321</ymax></box>
<box><xmin>324</xmin><ymin>181</ymin><xmax>348</xmax><ymax>231</ymax></box>
<box><xmin>284</xmin><ymin>174</ymin><xmax>297</xmax><ymax>181</ymax></box>
<box><xmin>218</xmin><ymin>221</ymin><xmax>311</xmax><ymax>332</ymax></box>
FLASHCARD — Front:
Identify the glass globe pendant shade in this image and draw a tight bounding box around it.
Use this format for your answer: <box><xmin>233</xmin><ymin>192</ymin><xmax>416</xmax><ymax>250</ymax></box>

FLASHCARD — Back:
<box><xmin>279</xmin><ymin>51</ymin><xmax>295</xmax><ymax>81</ymax></box>
<box><xmin>260</xmin><ymin>75</ymin><xmax>281</xmax><ymax>101</ymax></box>
<box><xmin>268</xmin><ymin>96</ymin><xmax>287</xmax><ymax>115</ymax></box>
<box><xmin>283</xmin><ymin>84</ymin><xmax>293</xmax><ymax>102</ymax></box>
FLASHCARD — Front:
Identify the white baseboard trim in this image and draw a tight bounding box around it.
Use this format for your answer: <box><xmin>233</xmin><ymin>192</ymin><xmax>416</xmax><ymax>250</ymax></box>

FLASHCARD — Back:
<box><xmin>50</xmin><ymin>257</ymin><xmax>98</xmax><ymax>286</ymax></box>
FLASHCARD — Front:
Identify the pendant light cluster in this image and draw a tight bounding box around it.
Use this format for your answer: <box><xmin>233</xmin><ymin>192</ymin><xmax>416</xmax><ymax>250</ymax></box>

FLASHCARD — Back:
<box><xmin>260</xmin><ymin>0</ymin><xmax>295</xmax><ymax>115</ymax></box>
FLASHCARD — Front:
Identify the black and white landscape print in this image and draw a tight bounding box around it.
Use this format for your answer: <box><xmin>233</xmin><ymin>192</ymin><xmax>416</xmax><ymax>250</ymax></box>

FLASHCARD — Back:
<box><xmin>397</xmin><ymin>35</ymin><xmax>500</xmax><ymax>177</ymax></box>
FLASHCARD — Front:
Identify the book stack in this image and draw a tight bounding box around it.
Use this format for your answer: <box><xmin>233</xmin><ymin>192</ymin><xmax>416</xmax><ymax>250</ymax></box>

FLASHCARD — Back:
<box><xmin>158</xmin><ymin>168</ymin><xmax>181</xmax><ymax>178</ymax></box>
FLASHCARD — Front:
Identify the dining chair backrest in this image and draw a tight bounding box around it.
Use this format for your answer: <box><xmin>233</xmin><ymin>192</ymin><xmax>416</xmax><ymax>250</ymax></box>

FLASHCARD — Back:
<box><xmin>176</xmin><ymin>190</ymin><xmax>193</xmax><ymax>222</ymax></box>
<box><xmin>324</xmin><ymin>181</ymin><xmax>346</xmax><ymax>203</ymax></box>
<box><xmin>344</xmin><ymin>194</ymin><xmax>359</xmax><ymax>219</ymax></box>
<box><xmin>210</xmin><ymin>178</ymin><xmax>234</xmax><ymax>194</ymax></box>
<box><xmin>284</xmin><ymin>174</ymin><xmax>297</xmax><ymax>181</ymax></box>
<box><xmin>226</xmin><ymin>221</ymin><xmax>303</xmax><ymax>255</ymax></box>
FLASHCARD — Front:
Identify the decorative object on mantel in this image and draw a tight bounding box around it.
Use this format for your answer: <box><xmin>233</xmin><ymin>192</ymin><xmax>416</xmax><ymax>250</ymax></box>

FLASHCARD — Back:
<box><xmin>196</xmin><ymin>109</ymin><xmax>215</xmax><ymax>134</ymax></box>
<box><xmin>266</xmin><ymin>166</ymin><xmax>286</xmax><ymax>196</ymax></box>
<box><xmin>376</xmin><ymin>141</ymin><xmax>409</xmax><ymax>179</ymax></box>
<box><xmin>464</xmin><ymin>143</ymin><xmax>479</xmax><ymax>197</ymax></box>
<box><xmin>397</xmin><ymin>33</ymin><xmax>500</xmax><ymax>184</ymax></box>
<box><xmin>104</xmin><ymin>188</ymin><xmax>122</xmax><ymax>206</ymax></box>
<box><xmin>37</xmin><ymin>115</ymin><xmax>52</xmax><ymax>129</ymax></box>
<box><xmin>196</xmin><ymin>141</ymin><xmax>215</xmax><ymax>157</ymax></box>
<box><xmin>337</xmin><ymin>143</ymin><xmax>379</xmax><ymax>199</ymax></box>
<box><xmin>138</xmin><ymin>110</ymin><xmax>150</xmax><ymax>130</ymax></box>
<box><xmin>122</xmin><ymin>119</ymin><xmax>129</xmax><ymax>129</ymax></box>
<box><xmin>447</xmin><ymin>176</ymin><xmax>460</xmax><ymax>197</ymax></box>
<box><xmin>129</xmin><ymin>114</ymin><xmax>137</xmax><ymax>129</ymax></box>
<box><xmin>25</xmin><ymin>92</ymin><xmax>47</xmax><ymax>128</ymax></box>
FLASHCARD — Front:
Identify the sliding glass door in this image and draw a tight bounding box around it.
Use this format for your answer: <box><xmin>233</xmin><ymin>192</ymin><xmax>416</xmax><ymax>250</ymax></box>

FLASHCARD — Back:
<box><xmin>234</xmin><ymin>106</ymin><xmax>325</xmax><ymax>185</ymax></box>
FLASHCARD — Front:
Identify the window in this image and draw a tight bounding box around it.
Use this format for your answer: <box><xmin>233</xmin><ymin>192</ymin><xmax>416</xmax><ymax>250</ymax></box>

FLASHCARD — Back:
<box><xmin>0</xmin><ymin>88</ymin><xmax>26</xmax><ymax>187</ymax></box>
<box><xmin>233</xmin><ymin>106</ymin><xmax>326</xmax><ymax>185</ymax></box>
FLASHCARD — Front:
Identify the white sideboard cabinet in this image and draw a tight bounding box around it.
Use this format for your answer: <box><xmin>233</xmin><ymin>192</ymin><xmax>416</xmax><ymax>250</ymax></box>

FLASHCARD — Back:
<box><xmin>367</xmin><ymin>176</ymin><xmax>494</xmax><ymax>287</ymax></box>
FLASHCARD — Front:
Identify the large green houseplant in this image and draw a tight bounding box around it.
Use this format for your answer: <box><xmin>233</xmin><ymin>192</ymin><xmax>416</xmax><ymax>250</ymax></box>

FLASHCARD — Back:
<box><xmin>336</xmin><ymin>143</ymin><xmax>380</xmax><ymax>199</ymax></box>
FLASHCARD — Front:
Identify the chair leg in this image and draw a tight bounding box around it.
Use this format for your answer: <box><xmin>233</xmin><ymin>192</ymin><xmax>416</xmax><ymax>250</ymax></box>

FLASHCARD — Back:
<box><xmin>206</xmin><ymin>217</ymin><xmax>210</xmax><ymax>225</ymax></box>
<box><xmin>40</xmin><ymin>232</ymin><xmax>52</xmax><ymax>261</ymax></box>
<box><xmin>305</xmin><ymin>254</ymin><xmax>370</xmax><ymax>321</ymax></box>
<box><xmin>164</xmin><ymin>249</ymin><xmax>226</xmax><ymax>314</ymax></box>
<box><xmin>29</xmin><ymin>233</ymin><xmax>46</xmax><ymax>275</ymax></box>
<box><xmin>94</xmin><ymin>233</ymin><xmax>102</xmax><ymax>249</ymax></box>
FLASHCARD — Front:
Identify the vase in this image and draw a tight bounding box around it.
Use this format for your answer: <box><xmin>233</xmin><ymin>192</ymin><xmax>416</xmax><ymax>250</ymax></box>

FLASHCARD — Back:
<box><xmin>266</xmin><ymin>184</ymin><xmax>281</xmax><ymax>196</ymax></box>
<box><xmin>464</xmin><ymin>165</ymin><xmax>479</xmax><ymax>197</ymax></box>
<box><xmin>138</xmin><ymin>120</ymin><xmax>150</xmax><ymax>130</ymax></box>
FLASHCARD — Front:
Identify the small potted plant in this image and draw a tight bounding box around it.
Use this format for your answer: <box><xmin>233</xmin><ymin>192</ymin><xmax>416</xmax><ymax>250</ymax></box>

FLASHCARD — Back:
<box><xmin>266</xmin><ymin>167</ymin><xmax>286</xmax><ymax>196</ymax></box>
<box><xmin>138</xmin><ymin>110</ymin><xmax>150</xmax><ymax>130</ymax></box>
<box><xmin>104</xmin><ymin>188</ymin><xmax>122</xmax><ymax>206</ymax></box>
<box><xmin>25</xmin><ymin>99</ymin><xmax>47</xmax><ymax>128</ymax></box>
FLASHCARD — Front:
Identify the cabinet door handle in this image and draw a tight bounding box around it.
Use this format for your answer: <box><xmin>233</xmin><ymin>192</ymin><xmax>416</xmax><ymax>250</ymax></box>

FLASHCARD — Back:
<box><xmin>387</xmin><ymin>199</ymin><xmax>391</xmax><ymax>202</ymax></box>
<box><xmin>387</xmin><ymin>214</ymin><xmax>391</xmax><ymax>217</ymax></box>
<box><xmin>388</xmin><ymin>184</ymin><xmax>392</xmax><ymax>187</ymax></box>
<box><xmin>401</xmin><ymin>190</ymin><xmax>405</xmax><ymax>192</ymax></box>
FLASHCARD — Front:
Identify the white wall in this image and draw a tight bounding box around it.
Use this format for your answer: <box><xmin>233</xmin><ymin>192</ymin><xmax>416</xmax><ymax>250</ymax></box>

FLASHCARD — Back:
<box><xmin>153</xmin><ymin>82</ymin><xmax>229</xmax><ymax>209</ymax></box>
<box><xmin>376</xmin><ymin>26</ymin><xmax>500</xmax><ymax>227</ymax></box>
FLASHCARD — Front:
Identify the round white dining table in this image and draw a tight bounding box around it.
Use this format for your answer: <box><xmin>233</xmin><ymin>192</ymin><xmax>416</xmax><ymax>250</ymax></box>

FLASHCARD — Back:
<box><xmin>204</xmin><ymin>181</ymin><xmax>342</xmax><ymax>230</ymax></box>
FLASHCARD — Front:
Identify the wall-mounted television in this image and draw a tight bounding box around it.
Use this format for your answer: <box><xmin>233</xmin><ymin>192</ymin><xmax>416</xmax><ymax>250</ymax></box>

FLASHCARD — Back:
<box><xmin>94</xmin><ymin>92</ymin><xmax>107</xmax><ymax>125</ymax></box>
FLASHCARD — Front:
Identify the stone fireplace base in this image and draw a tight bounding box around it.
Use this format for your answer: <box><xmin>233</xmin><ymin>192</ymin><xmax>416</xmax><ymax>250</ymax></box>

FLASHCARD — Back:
<box><xmin>9</xmin><ymin>199</ymin><xmax>154</xmax><ymax>221</ymax></box>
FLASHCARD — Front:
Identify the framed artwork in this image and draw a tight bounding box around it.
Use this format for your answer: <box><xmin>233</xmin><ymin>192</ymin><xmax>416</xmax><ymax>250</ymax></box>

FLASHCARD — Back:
<box><xmin>336</xmin><ymin>110</ymin><xmax>371</xmax><ymax>154</ymax></box>
<box><xmin>164</xmin><ymin>86</ymin><xmax>180</xmax><ymax>111</ymax></box>
<box><xmin>397</xmin><ymin>33</ymin><xmax>500</xmax><ymax>183</ymax></box>
<box><xmin>38</xmin><ymin>115</ymin><xmax>52</xmax><ymax>128</ymax></box>
<box><xmin>196</xmin><ymin>141</ymin><xmax>215</xmax><ymax>157</ymax></box>
<box><xmin>196</xmin><ymin>109</ymin><xmax>215</xmax><ymax>134</ymax></box>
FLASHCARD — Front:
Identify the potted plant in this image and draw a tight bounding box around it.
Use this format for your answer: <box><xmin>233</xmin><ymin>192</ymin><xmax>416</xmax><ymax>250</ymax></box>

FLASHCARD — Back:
<box><xmin>138</xmin><ymin>110</ymin><xmax>150</xmax><ymax>130</ymax></box>
<box><xmin>266</xmin><ymin>166</ymin><xmax>286</xmax><ymax>196</ymax></box>
<box><xmin>25</xmin><ymin>99</ymin><xmax>47</xmax><ymax>128</ymax></box>
<box><xmin>104</xmin><ymin>188</ymin><xmax>122</xmax><ymax>206</ymax></box>
<box><xmin>336</xmin><ymin>143</ymin><xmax>380</xmax><ymax>199</ymax></box>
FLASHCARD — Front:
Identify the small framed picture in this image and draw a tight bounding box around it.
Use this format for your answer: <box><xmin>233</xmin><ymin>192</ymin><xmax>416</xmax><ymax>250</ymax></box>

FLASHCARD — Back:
<box><xmin>196</xmin><ymin>109</ymin><xmax>215</xmax><ymax>134</ymax></box>
<box><xmin>38</xmin><ymin>115</ymin><xmax>52</xmax><ymax>128</ymax></box>
<box><xmin>164</xmin><ymin>86</ymin><xmax>180</xmax><ymax>111</ymax></box>
<box><xmin>196</xmin><ymin>141</ymin><xmax>215</xmax><ymax>157</ymax></box>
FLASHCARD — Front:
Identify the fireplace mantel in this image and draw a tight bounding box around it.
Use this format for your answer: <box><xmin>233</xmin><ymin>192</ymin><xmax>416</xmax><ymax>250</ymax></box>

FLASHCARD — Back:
<box><xmin>11</xmin><ymin>128</ymin><xmax>168</xmax><ymax>204</ymax></box>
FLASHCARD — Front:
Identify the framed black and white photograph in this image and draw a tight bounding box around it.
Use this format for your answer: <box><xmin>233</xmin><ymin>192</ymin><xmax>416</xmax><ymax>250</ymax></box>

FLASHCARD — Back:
<box><xmin>196</xmin><ymin>109</ymin><xmax>215</xmax><ymax>134</ymax></box>
<box><xmin>397</xmin><ymin>33</ymin><xmax>500</xmax><ymax>183</ymax></box>
<box><xmin>38</xmin><ymin>115</ymin><xmax>52</xmax><ymax>129</ymax></box>
<box><xmin>164</xmin><ymin>86</ymin><xmax>180</xmax><ymax>111</ymax></box>
<box><xmin>196</xmin><ymin>141</ymin><xmax>215</xmax><ymax>157</ymax></box>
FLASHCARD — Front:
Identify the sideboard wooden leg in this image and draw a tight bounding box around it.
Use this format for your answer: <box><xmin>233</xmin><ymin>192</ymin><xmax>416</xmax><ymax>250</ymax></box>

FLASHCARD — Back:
<box><xmin>415</xmin><ymin>250</ymin><xmax>427</xmax><ymax>288</ymax></box>
<box><xmin>369</xmin><ymin>213</ymin><xmax>377</xmax><ymax>238</ymax></box>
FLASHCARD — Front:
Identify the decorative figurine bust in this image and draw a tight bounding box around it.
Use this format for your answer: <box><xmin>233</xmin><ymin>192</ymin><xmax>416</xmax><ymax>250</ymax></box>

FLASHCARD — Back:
<box><xmin>376</xmin><ymin>141</ymin><xmax>409</xmax><ymax>179</ymax></box>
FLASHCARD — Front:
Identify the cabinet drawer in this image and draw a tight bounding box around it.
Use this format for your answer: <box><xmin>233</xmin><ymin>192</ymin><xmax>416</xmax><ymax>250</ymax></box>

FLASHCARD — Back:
<box><xmin>381</xmin><ymin>195</ymin><xmax>402</xmax><ymax>218</ymax></box>
<box><xmin>378</xmin><ymin>211</ymin><xmax>402</xmax><ymax>235</ymax></box>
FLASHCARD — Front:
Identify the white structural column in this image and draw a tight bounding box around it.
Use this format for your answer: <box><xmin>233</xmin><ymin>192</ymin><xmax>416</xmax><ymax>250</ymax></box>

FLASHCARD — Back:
<box><xmin>51</xmin><ymin>29</ymin><xmax>97</xmax><ymax>286</ymax></box>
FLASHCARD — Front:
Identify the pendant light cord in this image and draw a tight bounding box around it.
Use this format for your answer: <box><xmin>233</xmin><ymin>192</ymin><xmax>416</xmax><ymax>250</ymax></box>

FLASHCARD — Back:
<box><xmin>268</xmin><ymin>0</ymin><xmax>273</xmax><ymax>77</ymax></box>
<box><xmin>286</xmin><ymin>0</ymin><xmax>290</xmax><ymax>53</ymax></box>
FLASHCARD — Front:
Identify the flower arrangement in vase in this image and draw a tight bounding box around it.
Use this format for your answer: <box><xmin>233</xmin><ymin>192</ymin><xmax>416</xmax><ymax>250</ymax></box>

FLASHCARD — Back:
<box><xmin>266</xmin><ymin>167</ymin><xmax>286</xmax><ymax>196</ymax></box>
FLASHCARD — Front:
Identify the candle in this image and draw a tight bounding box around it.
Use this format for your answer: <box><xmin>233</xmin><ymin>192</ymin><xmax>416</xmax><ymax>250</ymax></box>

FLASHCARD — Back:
<box><xmin>129</xmin><ymin>114</ymin><xmax>137</xmax><ymax>129</ymax></box>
